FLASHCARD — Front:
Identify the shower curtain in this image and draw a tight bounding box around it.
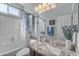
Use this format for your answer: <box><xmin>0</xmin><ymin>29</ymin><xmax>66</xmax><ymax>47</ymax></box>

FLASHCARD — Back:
<box><xmin>0</xmin><ymin>12</ymin><xmax>22</xmax><ymax>55</ymax></box>
<box><xmin>21</xmin><ymin>12</ymin><xmax>36</xmax><ymax>47</ymax></box>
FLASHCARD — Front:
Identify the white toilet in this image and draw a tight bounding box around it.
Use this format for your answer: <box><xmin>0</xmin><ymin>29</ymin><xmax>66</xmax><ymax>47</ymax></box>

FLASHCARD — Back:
<box><xmin>16</xmin><ymin>48</ymin><xmax>30</xmax><ymax>56</ymax></box>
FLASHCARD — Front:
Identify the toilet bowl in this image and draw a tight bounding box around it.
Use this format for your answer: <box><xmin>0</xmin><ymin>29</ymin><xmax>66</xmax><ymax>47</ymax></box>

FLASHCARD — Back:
<box><xmin>16</xmin><ymin>48</ymin><xmax>30</xmax><ymax>56</ymax></box>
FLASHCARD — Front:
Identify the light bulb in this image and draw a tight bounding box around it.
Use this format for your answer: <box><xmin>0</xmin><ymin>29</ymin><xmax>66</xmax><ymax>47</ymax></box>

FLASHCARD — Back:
<box><xmin>51</xmin><ymin>4</ymin><xmax>56</xmax><ymax>9</ymax></box>
<box><xmin>35</xmin><ymin>7</ymin><xmax>38</xmax><ymax>11</ymax></box>
<box><xmin>34</xmin><ymin>3</ymin><xmax>56</xmax><ymax>13</ymax></box>
<box><xmin>42</xmin><ymin>3</ymin><xmax>47</xmax><ymax>6</ymax></box>
<box><xmin>42</xmin><ymin>9</ymin><xmax>46</xmax><ymax>12</ymax></box>
<box><xmin>46</xmin><ymin>6</ymin><xmax>50</xmax><ymax>10</ymax></box>
<box><xmin>38</xmin><ymin>10</ymin><xmax>42</xmax><ymax>13</ymax></box>
<box><xmin>38</xmin><ymin>5</ymin><xmax>42</xmax><ymax>10</ymax></box>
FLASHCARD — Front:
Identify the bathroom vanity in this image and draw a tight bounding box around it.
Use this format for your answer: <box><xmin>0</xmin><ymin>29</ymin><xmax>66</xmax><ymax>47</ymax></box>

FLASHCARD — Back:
<box><xmin>29</xmin><ymin>42</ymin><xmax>56</xmax><ymax>56</ymax></box>
<box><xmin>29</xmin><ymin>40</ymin><xmax>76</xmax><ymax>56</ymax></box>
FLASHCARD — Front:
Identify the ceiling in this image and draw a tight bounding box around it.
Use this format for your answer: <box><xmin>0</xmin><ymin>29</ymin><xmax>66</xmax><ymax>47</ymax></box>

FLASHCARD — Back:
<box><xmin>19</xmin><ymin>3</ymin><xmax>78</xmax><ymax>20</ymax></box>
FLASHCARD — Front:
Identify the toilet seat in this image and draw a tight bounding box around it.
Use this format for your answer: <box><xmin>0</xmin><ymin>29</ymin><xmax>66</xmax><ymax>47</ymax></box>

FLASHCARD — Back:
<box><xmin>16</xmin><ymin>48</ymin><xmax>30</xmax><ymax>56</ymax></box>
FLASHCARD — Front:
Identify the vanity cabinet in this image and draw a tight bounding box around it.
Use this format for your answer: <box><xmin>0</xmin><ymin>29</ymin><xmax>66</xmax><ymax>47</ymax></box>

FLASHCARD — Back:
<box><xmin>30</xmin><ymin>48</ymin><xmax>43</xmax><ymax>56</ymax></box>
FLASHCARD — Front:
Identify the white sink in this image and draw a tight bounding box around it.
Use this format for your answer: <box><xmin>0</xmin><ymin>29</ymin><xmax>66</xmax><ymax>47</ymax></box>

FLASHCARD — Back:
<box><xmin>39</xmin><ymin>43</ymin><xmax>63</xmax><ymax>56</ymax></box>
<box><xmin>38</xmin><ymin>43</ymin><xmax>76</xmax><ymax>56</ymax></box>
<box><xmin>30</xmin><ymin>41</ymin><xmax>76</xmax><ymax>56</ymax></box>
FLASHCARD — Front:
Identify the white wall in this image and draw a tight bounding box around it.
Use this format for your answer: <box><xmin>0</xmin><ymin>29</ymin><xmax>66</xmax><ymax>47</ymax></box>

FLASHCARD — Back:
<box><xmin>56</xmin><ymin>13</ymin><xmax>78</xmax><ymax>40</ymax></box>
<box><xmin>38</xmin><ymin>3</ymin><xmax>78</xmax><ymax>39</ymax></box>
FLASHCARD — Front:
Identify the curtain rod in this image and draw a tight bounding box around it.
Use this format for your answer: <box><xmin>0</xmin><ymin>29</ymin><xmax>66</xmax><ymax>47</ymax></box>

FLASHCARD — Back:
<box><xmin>5</xmin><ymin>3</ymin><xmax>46</xmax><ymax>21</ymax></box>
<box><xmin>6</xmin><ymin>3</ymin><xmax>28</xmax><ymax>14</ymax></box>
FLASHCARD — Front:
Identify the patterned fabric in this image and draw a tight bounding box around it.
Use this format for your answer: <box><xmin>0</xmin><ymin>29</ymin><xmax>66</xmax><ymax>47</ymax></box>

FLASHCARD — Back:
<box><xmin>47</xmin><ymin>27</ymin><xmax>54</xmax><ymax>36</ymax></box>
<box><xmin>62</xmin><ymin>25</ymin><xmax>78</xmax><ymax>40</ymax></box>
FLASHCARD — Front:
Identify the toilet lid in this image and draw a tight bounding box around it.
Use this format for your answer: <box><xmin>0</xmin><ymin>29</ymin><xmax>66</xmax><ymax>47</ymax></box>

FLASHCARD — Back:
<box><xmin>16</xmin><ymin>48</ymin><xmax>30</xmax><ymax>56</ymax></box>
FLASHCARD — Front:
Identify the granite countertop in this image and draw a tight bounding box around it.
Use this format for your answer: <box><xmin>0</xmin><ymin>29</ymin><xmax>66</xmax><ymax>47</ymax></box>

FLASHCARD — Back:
<box><xmin>29</xmin><ymin>41</ymin><xmax>76</xmax><ymax>56</ymax></box>
<box><xmin>29</xmin><ymin>43</ymin><xmax>56</xmax><ymax>56</ymax></box>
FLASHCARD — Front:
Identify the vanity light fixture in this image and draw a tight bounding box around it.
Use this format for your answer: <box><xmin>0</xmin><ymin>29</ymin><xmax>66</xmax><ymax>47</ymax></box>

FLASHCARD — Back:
<box><xmin>34</xmin><ymin>3</ymin><xmax>56</xmax><ymax>13</ymax></box>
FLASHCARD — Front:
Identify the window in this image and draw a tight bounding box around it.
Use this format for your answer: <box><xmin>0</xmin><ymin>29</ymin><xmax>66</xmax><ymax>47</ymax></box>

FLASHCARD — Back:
<box><xmin>0</xmin><ymin>4</ymin><xmax>20</xmax><ymax>17</ymax></box>
<box><xmin>8</xmin><ymin>6</ymin><xmax>20</xmax><ymax>16</ymax></box>
<box><xmin>0</xmin><ymin>4</ymin><xmax>8</xmax><ymax>13</ymax></box>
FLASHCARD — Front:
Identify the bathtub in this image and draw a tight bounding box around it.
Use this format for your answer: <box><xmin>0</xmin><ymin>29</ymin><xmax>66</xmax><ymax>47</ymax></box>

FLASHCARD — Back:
<box><xmin>0</xmin><ymin>37</ymin><xmax>23</xmax><ymax>56</ymax></box>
